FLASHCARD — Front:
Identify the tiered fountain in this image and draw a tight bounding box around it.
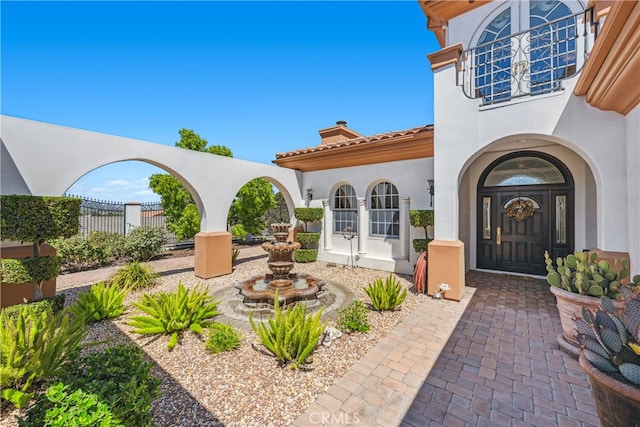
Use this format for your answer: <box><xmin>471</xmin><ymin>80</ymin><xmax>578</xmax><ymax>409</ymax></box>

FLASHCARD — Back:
<box><xmin>234</xmin><ymin>223</ymin><xmax>325</xmax><ymax>307</ymax></box>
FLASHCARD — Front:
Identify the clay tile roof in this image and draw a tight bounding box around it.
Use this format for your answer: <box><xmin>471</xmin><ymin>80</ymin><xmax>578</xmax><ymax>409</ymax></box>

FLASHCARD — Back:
<box><xmin>274</xmin><ymin>125</ymin><xmax>434</xmax><ymax>159</ymax></box>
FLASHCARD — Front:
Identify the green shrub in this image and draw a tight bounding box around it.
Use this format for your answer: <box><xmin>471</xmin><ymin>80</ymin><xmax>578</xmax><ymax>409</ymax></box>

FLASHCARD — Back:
<box><xmin>364</xmin><ymin>274</ymin><xmax>407</xmax><ymax>312</ymax></box>
<box><xmin>87</xmin><ymin>231</ymin><xmax>127</xmax><ymax>262</ymax></box>
<box><xmin>110</xmin><ymin>261</ymin><xmax>159</xmax><ymax>291</ymax></box>
<box><xmin>19</xmin><ymin>382</ymin><xmax>122</xmax><ymax>427</ymax></box>
<box><xmin>127</xmin><ymin>283</ymin><xmax>220</xmax><ymax>350</ymax></box>
<box><xmin>205</xmin><ymin>323</ymin><xmax>242</xmax><ymax>353</ymax></box>
<box><xmin>124</xmin><ymin>226</ymin><xmax>168</xmax><ymax>262</ymax></box>
<box><xmin>335</xmin><ymin>300</ymin><xmax>370</xmax><ymax>333</ymax></box>
<box><xmin>0</xmin><ymin>304</ymin><xmax>85</xmax><ymax>408</ymax></box>
<box><xmin>293</xmin><ymin>207</ymin><xmax>324</xmax><ymax>232</ymax></box>
<box><xmin>294</xmin><ymin>249</ymin><xmax>318</xmax><ymax>263</ymax></box>
<box><xmin>69</xmin><ymin>282</ymin><xmax>128</xmax><ymax>323</ymax></box>
<box><xmin>249</xmin><ymin>295</ymin><xmax>326</xmax><ymax>368</ymax></box>
<box><xmin>1</xmin><ymin>256</ymin><xmax>63</xmax><ymax>284</ymax></box>
<box><xmin>23</xmin><ymin>345</ymin><xmax>160</xmax><ymax>427</ymax></box>
<box><xmin>51</xmin><ymin>235</ymin><xmax>98</xmax><ymax>271</ymax></box>
<box><xmin>296</xmin><ymin>232</ymin><xmax>320</xmax><ymax>249</ymax></box>
<box><xmin>1</xmin><ymin>294</ymin><xmax>66</xmax><ymax>321</ymax></box>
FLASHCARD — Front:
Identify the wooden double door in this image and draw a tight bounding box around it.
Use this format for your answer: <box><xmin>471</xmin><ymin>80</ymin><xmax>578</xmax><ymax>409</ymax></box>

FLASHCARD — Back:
<box><xmin>477</xmin><ymin>188</ymin><xmax>573</xmax><ymax>276</ymax></box>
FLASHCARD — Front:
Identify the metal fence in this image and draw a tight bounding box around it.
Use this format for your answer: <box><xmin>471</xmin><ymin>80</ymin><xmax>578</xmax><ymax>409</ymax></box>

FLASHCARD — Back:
<box><xmin>67</xmin><ymin>195</ymin><xmax>182</xmax><ymax>246</ymax></box>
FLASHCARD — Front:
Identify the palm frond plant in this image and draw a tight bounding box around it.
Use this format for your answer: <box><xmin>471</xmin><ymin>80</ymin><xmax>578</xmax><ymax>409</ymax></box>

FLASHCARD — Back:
<box><xmin>127</xmin><ymin>283</ymin><xmax>219</xmax><ymax>350</ymax></box>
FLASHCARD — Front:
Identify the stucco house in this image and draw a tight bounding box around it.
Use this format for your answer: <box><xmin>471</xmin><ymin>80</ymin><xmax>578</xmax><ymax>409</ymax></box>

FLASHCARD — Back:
<box><xmin>269</xmin><ymin>0</ymin><xmax>639</xmax><ymax>300</ymax></box>
<box><xmin>2</xmin><ymin>0</ymin><xmax>638</xmax><ymax>300</ymax></box>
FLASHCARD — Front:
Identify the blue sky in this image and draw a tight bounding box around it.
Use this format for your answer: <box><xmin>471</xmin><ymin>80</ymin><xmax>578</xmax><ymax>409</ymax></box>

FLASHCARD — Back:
<box><xmin>2</xmin><ymin>1</ymin><xmax>439</xmax><ymax>202</ymax></box>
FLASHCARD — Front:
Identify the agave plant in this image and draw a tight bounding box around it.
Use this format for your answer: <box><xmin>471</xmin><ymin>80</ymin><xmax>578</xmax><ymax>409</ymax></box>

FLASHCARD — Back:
<box><xmin>575</xmin><ymin>286</ymin><xmax>640</xmax><ymax>387</ymax></box>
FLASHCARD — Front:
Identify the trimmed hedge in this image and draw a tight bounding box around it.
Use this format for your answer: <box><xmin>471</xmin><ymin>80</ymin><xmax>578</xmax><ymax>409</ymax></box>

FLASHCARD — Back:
<box><xmin>297</xmin><ymin>232</ymin><xmax>320</xmax><ymax>249</ymax></box>
<box><xmin>0</xmin><ymin>294</ymin><xmax>66</xmax><ymax>321</ymax></box>
<box><xmin>294</xmin><ymin>249</ymin><xmax>318</xmax><ymax>263</ymax></box>
<box><xmin>294</xmin><ymin>207</ymin><xmax>323</xmax><ymax>232</ymax></box>
<box><xmin>409</xmin><ymin>209</ymin><xmax>434</xmax><ymax>253</ymax></box>
<box><xmin>1</xmin><ymin>195</ymin><xmax>81</xmax><ymax>244</ymax></box>
<box><xmin>1</xmin><ymin>256</ymin><xmax>62</xmax><ymax>284</ymax></box>
<box><xmin>412</xmin><ymin>238</ymin><xmax>434</xmax><ymax>254</ymax></box>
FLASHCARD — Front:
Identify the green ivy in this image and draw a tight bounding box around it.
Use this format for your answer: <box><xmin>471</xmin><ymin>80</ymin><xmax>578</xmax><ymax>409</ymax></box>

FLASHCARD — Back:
<box><xmin>19</xmin><ymin>382</ymin><xmax>122</xmax><ymax>427</ymax></box>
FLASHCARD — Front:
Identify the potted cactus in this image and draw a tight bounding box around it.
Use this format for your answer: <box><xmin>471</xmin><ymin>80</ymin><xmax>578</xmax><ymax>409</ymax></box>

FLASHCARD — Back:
<box><xmin>544</xmin><ymin>251</ymin><xmax>639</xmax><ymax>354</ymax></box>
<box><xmin>574</xmin><ymin>286</ymin><xmax>640</xmax><ymax>427</ymax></box>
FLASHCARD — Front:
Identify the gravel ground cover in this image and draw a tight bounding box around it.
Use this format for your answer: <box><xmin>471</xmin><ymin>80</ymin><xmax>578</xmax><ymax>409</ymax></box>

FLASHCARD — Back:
<box><xmin>2</xmin><ymin>254</ymin><xmax>426</xmax><ymax>426</ymax></box>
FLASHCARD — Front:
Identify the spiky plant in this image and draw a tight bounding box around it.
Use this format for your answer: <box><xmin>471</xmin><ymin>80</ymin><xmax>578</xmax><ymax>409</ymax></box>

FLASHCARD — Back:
<box><xmin>364</xmin><ymin>274</ymin><xmax>407</xmax><ymax>312</ymax></box>
<box><xmin>575</xmin><ymin>286</ymin><xmax>640</xmax><ymax>387</ymax></box>
<box><xmin>127</xmin><ymin>283</ymin><xmax>219</xmax><ymax>350</ymax></box>
<box><xmin>249</xmin><ymin>294</ymin><xmax>326</xmax><ymax>369</ymax></box>
<box><xmin>69</xmin><ymin>281</ymin><xmax>128</xmax><ymax>323</ymax></box>
<box><xmin>110</xmin><ymin>261</ymin><xmax>159</xmax><ymax>291</ymax></box>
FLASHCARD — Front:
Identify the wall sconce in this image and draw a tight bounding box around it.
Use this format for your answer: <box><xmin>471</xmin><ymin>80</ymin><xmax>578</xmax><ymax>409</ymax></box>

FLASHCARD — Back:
<box><xmin>427</xmin><ymin>180</ymin><xmax>434</xmax><ymax>207</ymax></box>
<box><xmin>306</xmin><ymin>189</ymin><xmax>313</xmax><ymax>207</ymax></box>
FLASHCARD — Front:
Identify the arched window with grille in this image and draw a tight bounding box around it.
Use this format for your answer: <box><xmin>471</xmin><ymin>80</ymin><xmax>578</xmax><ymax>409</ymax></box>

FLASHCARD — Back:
<box><xmin>333</xmin><ymin>184</ymin><xmax>357</xmax><ymax>234</ymax></box>
<box><xmin>370</xmin><ymin>181</ymin><xmax>399</xmax><ymax>238</ymax></box>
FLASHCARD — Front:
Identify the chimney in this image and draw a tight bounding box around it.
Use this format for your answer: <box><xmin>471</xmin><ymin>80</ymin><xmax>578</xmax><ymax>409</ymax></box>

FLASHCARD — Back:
<box><xmin>318</xmin><ymin>120</ymin><xmax>362</xmax><ymax>145</ymax></box>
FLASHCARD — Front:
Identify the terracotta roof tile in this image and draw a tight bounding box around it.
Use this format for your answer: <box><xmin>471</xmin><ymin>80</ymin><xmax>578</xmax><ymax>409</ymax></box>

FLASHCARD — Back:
<box><xmin>275</xmin><ymin>125</ymin><xmax>434</xmax><ymax>159</ymax></box>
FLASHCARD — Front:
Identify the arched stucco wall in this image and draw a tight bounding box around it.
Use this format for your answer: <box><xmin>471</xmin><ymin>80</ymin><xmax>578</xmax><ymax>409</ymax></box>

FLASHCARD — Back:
<box><xmin>0</xmin><ymin>115</ymin><xmax>303</xmax><ymax>232</ymax></box>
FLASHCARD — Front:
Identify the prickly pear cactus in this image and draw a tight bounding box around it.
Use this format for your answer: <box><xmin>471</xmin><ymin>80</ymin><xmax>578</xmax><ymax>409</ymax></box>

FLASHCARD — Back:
<box><xmin>544</xmin><ymin>251</ymin><xmax>635</xmax><ymax>299</ymax></box>
<box><xmin>576</xmin><ymin>289</ymin><xmax>640</xmax><ymax>387</ymax></box>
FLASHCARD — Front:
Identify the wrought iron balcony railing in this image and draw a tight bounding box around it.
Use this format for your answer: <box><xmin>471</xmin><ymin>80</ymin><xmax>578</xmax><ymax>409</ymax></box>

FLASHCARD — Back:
<box><xmin>457</xmin><ymin>9</ymin><xmax>596</xmax><ymax>106</ymax></box>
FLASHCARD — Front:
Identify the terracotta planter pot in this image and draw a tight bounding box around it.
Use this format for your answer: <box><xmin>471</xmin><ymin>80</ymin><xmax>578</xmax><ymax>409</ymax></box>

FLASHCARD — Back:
<box><xmin>579</xmin><ymin>354</ymin><xmax>640</xmax><ymax>427</ymax></box>
<box><xmin>549</xmin><ymin>286</ymin><xmax>624</xmax><ymax>355</ymax></box>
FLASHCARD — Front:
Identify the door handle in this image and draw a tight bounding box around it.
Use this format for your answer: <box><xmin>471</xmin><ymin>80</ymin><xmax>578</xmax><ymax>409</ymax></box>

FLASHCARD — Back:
<box><xmin>497</xmin><ymin>226</ymin><xmax>501</xmax><ymax>246</ymax></box>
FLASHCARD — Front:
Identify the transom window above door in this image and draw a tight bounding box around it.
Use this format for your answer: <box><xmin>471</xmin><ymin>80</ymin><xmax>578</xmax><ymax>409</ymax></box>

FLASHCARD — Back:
<box><xmin>484</xmin><ymin>156</ymin><xmax>566</xmax><ymax>187</ymax></box>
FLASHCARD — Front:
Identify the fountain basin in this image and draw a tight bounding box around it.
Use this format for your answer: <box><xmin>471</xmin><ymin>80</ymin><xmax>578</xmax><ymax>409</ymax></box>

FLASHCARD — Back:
<box><xmin>234</xmin><ymin>273</ymin><xmax>324</xmax><ymax>306</ymax></box>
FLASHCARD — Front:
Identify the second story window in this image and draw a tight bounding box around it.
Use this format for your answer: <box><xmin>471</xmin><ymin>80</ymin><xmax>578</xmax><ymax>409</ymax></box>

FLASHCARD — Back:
<box><xmin>370</xmin><ymin>182</ymin><xmax>399</xmax><ymax>238</ymax></box>
<box><xmin>466</xmin><ymin>1</ymin><xmax>582</xmax><ymax>105</ymax></box>
<box><xmin>334</xmin><ymin>184</ymin><xmax>357</xmax><ymax>233</ymax></box>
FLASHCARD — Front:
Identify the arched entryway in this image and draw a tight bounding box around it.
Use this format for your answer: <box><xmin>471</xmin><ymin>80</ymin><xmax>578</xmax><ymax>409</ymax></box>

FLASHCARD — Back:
<box><xmin>477</xmin><ymin>151</ymin><xmax>574</xmax><ymax>275</ymax></box>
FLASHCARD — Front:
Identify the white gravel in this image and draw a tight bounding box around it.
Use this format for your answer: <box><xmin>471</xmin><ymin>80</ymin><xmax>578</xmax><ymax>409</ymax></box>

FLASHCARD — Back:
<box><xmin>2</xmin><ymin>256</ymin><xmax>427</xmax><ymax>427</ymax></box>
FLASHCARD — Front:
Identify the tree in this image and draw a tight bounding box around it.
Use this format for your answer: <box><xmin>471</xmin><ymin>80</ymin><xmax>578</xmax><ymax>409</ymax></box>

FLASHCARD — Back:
<box><xmin>150</xmin><ymin>129</ymin><xmax>275</xmax><ymax>239</ymax></box>
<box><xmin>150</xmin><ymin>129</ymin><xmax>231</xmax><ymax>240</ymax></box>
<box><xmin>228</xmin><ymin>179</ymin><xmax>276</xmax><ymax>235</ymax></box>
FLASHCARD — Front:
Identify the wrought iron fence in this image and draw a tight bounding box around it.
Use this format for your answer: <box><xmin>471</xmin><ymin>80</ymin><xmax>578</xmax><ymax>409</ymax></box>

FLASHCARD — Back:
<box><xmin>66</xmin><ymin>195</ymin><xmax>183</xmax><ymax>246</ymax></box>
<box><xmin>457</xmin><ymin>8</ymin><xmax>595</xmax><ymax>106</ymax></box>
<box><xmin>69</xmin><ymin>195</ymin><xmax>125</xmax><ymax>239</ymax></box>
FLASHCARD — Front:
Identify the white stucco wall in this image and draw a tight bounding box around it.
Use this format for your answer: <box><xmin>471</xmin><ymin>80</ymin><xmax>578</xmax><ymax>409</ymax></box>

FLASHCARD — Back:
<box><xmin>0</xmin><ymin>116</ymin><xmax>304</xmax><ymax>232</ymax></box>
<box><xmin>300</xmin><ymin>158</ymin><xmax>434</xmax><ymax>274</ymax></box>
<box><xmin>431</xmin><ymin>0</ymin><xmax>638</xmax><ymax>276</ymax></box>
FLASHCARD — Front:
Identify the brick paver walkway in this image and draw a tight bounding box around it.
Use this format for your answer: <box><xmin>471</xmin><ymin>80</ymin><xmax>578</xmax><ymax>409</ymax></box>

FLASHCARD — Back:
<box><xmin>294</xmin><ymin>270</ymin><xmax>600</xmax><ymax>427</ymax></box>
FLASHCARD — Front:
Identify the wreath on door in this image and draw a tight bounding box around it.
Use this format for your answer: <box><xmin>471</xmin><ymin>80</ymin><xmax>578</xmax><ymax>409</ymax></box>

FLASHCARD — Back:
<box><xmin>506</xmin><ymin>198</ymin><xmax>535</xmax><ymax>221</ymax></box>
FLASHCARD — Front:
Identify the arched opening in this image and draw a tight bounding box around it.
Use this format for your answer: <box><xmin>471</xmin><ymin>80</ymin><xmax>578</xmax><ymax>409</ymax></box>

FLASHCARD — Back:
<box><xmin>476</xmin><ymin>151</ymin><xmax>574</xmax><ymax>275</ymax></box>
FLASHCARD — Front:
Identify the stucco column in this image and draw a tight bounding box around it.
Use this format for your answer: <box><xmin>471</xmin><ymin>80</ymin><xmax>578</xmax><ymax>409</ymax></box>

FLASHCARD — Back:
<box><xmin>358</xmin><ymin>198</ymin><xmax>367</xmax><ymax>255</ymax></box>
<box><xmin>322</xmin><ymin>200</ymin><xmax>332</xmax><ymax>251</ymax></box>
<box><xmin>194</xmin><ymin>231</ymin><xmax>232</xmax><ymax>279</ymax></box>
<box><xmin>124</xmin><ymin>202</ymin><xmax>141</xmax><ymax>235</ymax></box>
<box><xmin>400</xmin><ymin>197</ymin><xmax>410</xmax><ymax>259</ymax></box>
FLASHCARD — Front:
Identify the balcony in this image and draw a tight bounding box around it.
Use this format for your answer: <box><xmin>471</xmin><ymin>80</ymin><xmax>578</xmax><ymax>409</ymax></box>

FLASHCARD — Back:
<box><xmin>457</xmin><ymin>9</ymin><xmax>596</xmax><ymax>106</ymax></box>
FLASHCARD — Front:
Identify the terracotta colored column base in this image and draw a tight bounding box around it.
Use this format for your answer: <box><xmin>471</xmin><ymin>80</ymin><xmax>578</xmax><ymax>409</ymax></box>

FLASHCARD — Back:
<box><xmin>1</xmin><ymin>244</ymin><xmax>58</xmax><ymax>308</ymax></box>
<box><xmin>427</xmin><ymin>239</ymin><xmax>465</xmax><ymax>301</ymax></box>
<box><xmin>194</xmin><ymin>232</ymin><xmax>232</xmax><ymax>279</ymax></box>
